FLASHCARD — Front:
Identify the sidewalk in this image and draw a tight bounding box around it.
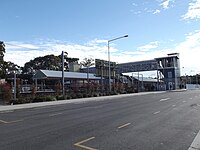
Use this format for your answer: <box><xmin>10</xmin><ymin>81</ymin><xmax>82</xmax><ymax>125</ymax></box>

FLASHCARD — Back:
<box><xmin>0</xmin><ymin>91</ymin><xmax>165</xmax><ymax>112</ymax></box>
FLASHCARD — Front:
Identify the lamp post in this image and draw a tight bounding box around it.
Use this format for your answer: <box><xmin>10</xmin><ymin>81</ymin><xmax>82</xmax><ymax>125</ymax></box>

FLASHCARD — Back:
<box><xmin>61</xmin><ymin>51</ymin><xmax>68</xmax><ymax>96</ymax></box>
<box><xmin>14</xmin><ymin>70</ymin><xmax>16</xmax><ymax>101</ymax></box>
<box><xmin>108</xmin><ymin>34</ymin><xmax>128</xmax><ymax>93</ymax></box>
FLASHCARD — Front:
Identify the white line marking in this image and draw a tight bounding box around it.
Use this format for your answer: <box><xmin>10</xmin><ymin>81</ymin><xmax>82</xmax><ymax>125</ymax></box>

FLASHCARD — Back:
<box><xmin>190</xmin><ymin>98</ymin><xmax>193</xmax><ymax>100</ymax></box>
<box><xmin>0</xmin><ymin>119</ymin><xmax>24</xmax><ymax>124</ymax></box>
<box><xmin>0</xmin><ymin>119</ymin><xmax>8</xmax><ymax>123</ymax></box>
<box><xmin>188</xmin><ymin>130</ymin><xmax>200</xmax><ymax>150</ymax></box>
<box><xmin>182</xmin><ymin>100</ymin><xmax>186</xmax><ymax>103</ymax></box>
<box><xmin>0</xmin><ymin>110</ymin><xmax>14</xmax><ymax>114</ymax></box>
<box><xmin>153</xmin><ymin>111</ymin><xmax>160</xmax><ymax>115</ymax></box>
<box><xmin>160</xmin><ymin>98</ymin><xmax>170</xmax><ymax>102</ymax></box>
<box><xmin>9</xmin><ymin>119</ymin><xmax>24</xmax><ymax>123</ymax></box>
<box><xmin>49</xmin><ymin>112</ymin><xmax>63</xmax><ymax>117</ymax></box>
<box><xmin>172</xmin><ymin>105</ymin><xmax>176</xmax><ymax>107</ymax></box>
<box><xmin>118</xmin><ymin>123</ymin><xmax>131</xmax><ymax>129</ymax></box>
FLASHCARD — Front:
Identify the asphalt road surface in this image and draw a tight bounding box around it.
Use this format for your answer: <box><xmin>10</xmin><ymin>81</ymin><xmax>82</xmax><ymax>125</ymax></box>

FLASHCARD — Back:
<box><xmin>0</xmin><ymin>90</ymin><xmax>200</xmax><ymax>150</ymax></box>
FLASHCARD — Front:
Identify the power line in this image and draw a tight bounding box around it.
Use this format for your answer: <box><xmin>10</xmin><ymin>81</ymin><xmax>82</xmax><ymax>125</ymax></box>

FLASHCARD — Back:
<box><xmin>5</xmin><ymin>42</ymin><xmax>40</xmax><ymax>50</ymax></box>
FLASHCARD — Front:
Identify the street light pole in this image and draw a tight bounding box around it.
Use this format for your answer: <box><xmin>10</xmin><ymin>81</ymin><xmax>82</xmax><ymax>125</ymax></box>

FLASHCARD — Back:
<box><xmin>62</xmin><ymin>51</ymin><xmax>65</xmax><ymax>96</ymax></box>
<box><xmin>14</xmin><ymin>71</ymin><xmax>16</xmax><ymax>101</ymax></box>
<box><xmin>61</xmin><ymin>51</ymin><xmax>68</xmax><ymax>96</ymax></box>
<box><xmin>108</xmin><ymin>34</ymin><xmax>128</xmax><ymax>93</ymax></box>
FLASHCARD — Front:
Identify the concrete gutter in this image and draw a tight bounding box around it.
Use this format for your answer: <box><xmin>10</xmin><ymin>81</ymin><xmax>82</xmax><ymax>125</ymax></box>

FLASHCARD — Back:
<box><xmin>0</xmin><ymin>91</ymin><xmax>165</xmax><ymax>112</ymax></box>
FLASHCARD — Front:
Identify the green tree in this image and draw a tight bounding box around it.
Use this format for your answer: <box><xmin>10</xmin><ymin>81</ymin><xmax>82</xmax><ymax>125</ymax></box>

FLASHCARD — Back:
<box><xmin>81</xmin><ymin>58</ymin><xmax>94</xmax><ymax>93</ymax></box>
<box><xmin>22</xmin><ymin>54</ymin><xmax>79</xmax><ymax>82</ymax></box>
<box><xmin>0</xmin><ymin>41</ymin><xmax>5</xmax><ymax>60</ymax></box>
<box><xmin>0</xmin><ymin>41</ymin><xmax>5</xmax><ymax>78</ymax></box>
<box><xmin>61</xmin><ymin>54</ymin><xmax>79</xmax><ymax>71</ymax></box>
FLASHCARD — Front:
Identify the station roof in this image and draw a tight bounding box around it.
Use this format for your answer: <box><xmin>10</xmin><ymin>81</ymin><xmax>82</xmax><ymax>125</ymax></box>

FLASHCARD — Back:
<box><xmin>132</xmin><ymin>76</ymin><xmax>158</xmax><ymax>82</ymax></box>
<box><xmin>33</xmin><ymin>70</ymin><xmax>101</xmax><ymax>80</ymax></box>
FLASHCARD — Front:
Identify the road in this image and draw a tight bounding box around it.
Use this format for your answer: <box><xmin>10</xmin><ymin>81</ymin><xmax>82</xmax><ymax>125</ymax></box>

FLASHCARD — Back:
<box><xmin>0</xmin><ymin>90</ymin><xmax>200</xmax><ymax>150</ymax></box>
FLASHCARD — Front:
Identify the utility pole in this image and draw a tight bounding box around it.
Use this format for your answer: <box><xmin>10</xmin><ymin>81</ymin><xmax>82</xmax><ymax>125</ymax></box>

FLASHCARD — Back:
<box><xmin>14</xmin><ymin>71</ymin><xmax>16</xmax><ymax>101</ymax></box>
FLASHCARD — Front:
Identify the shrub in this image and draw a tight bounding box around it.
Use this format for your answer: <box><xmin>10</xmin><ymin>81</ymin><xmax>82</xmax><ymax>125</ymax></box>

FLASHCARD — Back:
<box><xmin>0</xmin><ymin>83</ymin><xmax>12</xmax><ymax>103</ymax></box>
<box><xmin>33</xmin><ymin>96</ymin><xmax>56</xmax><ymax>103</ymax></box>
<box><xmin>45</xmin><ymin>96</ymin><xmax>56</xmax><ymax>101</ymax></box>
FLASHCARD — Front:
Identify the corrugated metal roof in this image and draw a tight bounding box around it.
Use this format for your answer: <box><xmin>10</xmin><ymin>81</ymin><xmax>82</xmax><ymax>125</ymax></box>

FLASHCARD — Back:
<box><xmin>33</xmin><ymin>70</ymin><xmax>101</xmax><ymax>80</ymax></box>
<box><xmin>132</xmin><ymin>76</ymin><xmax>158</xmax><ymax>82</ymax></box>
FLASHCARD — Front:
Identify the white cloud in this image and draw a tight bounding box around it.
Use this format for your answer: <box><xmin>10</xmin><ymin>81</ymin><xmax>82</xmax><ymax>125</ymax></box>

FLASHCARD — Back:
<box><xmin>182</xmin><ymin>0</ymin><xmax>200</xmax><ymax>20</ymax></box>
<box><xmin>132</xmin><ymin>3</ymin><xmax>138</xmax><ymax>6</ymax></box>
<box><xmin>153</xmin><ymin>9</ymin><xmax>161</xmax><ymax>14</ymax></box>
<box><xmin>160</xmin><ymin>0</ymin><xmax>171</xmax><ymax>9</ymax></box>
<box><xmin>137</xmin><ymin>41</ymin><xmax>159</xmax><ymax>51</ymax></box>
<box><xmin>4</xmin><ymin>40</ymin><xmax>109</xmax><ymax>67</ymax></box>
<box><xmin>174</xmin><ymin>30</ymin><xmax>200</xmax><ymax>75</ymax></box>
<box><xmin>6</xmin><ymin>42</ymin><xmax>40</xmax><ymax>50</ymax></box>
<box><xmin>4</xmin><ymin>31</ymin><xmax>200</xmax><ymax>76</ymax></box>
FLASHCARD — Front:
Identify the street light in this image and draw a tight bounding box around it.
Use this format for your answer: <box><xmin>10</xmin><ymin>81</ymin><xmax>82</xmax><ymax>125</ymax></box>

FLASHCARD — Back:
<box><xmin>108</xmin><ymin>34</ymin><xmax>128</xmax><ymax>93</ymax></box>
<box><xmin>61</xmin><ymin>51</ymin><xmax>68</xmax><ymax>96</ymax></box>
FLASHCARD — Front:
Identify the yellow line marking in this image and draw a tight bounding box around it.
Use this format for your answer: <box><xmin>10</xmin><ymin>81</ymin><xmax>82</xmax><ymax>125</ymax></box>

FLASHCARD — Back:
<box><xmin>74</xmin><ymin>136</ymin><xmax>97</xmax><ymax>150</ymax></box>
<box><xmin>118</xmin><ymin>123</ymin><xmax>131</xmax><ymax>129</ymax></box>
<box><xmin>0</xmin><ymin>119</ymin><xmax>24</xmax><ymax>124</ymax></box>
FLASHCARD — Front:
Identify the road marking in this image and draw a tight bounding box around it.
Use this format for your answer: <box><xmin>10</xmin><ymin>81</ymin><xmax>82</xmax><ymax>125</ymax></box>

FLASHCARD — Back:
<box><xmin>0</xmin><ymin>119</ymin><xmax>9</xmax><ymax>124</ymax></box>
<box><xmin>183</xmin><ymin>100</ymin><xmax>186</xmax><ymax>103</ymax></box>
<box><xmin>0</xmin><ymin>119</ymin><xmax>23</xmax><ymax>124</ymax></box>
<box><xmin>49</xmin><ymin>112</ymin><xmax>63</xmax><ymax>117</ymax></box>
<box><xmin>0</xmin><ymin>110</ymin><xmax>14</xmax><ymax>114</ymax></box>
<box><xmin>190</xmin><ymin>98</ymin><xmax>193</xmax><ymax>100</ymax></box>
<box><xmin>172</xmin><ymin>105</ymin><xmax>176</xmax><ymax>107</ymax></box>
<box><xmin>153</xmin><ymin>111</ymin><xmax>160</xmax><ymax>115</ymax></box>
<box><xmin>118</xmin><ymin>123</ymin><xmax>131</xmax><ymax>129</ymax></box>
<box><xmin>8</xmin><ymin>119</ymin><xmax>24</xmax><ymax>123</ymax></box>
<box><xmin>74</xmin><ymin>136</ymin><xmax>97</xmax><ymax>150</ymax></box>
<box><xmin>160</xmin><ymin>98</ymin><xmax>170</xmax><ymax>102</ymax></box>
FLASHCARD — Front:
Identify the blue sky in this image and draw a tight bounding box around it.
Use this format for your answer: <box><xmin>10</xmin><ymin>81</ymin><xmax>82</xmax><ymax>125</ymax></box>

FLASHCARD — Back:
<box><xmin>1</xmin><ymin>0</ymin><xmax>200</xmax><ymax>76</ymax></box>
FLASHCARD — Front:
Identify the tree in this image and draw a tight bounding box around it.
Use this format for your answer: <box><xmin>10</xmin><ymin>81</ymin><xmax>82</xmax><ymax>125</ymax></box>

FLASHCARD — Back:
<box><xmin>0</xmin><ymin>41</ymin><xmax>5</xmax><ymax>78</ymax></box>
<box><xmin>22</xmin><ymin>54</ymin><xmax>80</xmax><ymax>82</ymax></box>
<box><xmin>60</xmin><ymin>54</ymin><xmax>79</xmax><ymax>71</ymax></box>
<box><xmin>0</xmin><ymin>41</ymin><xmax>5</xmax><ymax>60</ymax></box>
<box><xmin>81</xmin><ymin>58</ymin><xmax>94</xmax><ymax>93</ymax></box>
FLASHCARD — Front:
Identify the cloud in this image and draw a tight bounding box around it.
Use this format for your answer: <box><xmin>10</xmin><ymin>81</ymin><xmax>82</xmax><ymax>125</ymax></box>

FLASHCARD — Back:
<box><xmin>137</xmin><ymin>41</ymin><xmax>159</xmax><ymax>51</ymax></box>
<box><xmin>5</xmin><ymin>42</ymin><xmax>40</xmax><ymax>50</ymax></box>
<box><xmin>153</xmin><ymin>9</ymin><xmax>161</xmax><ymax>14</ymax></box>
<box><xmin>132</xmin><ymin>3</ymin><xmax>138</xmax><ymax>6</ymax></box>
<box><xmin>4</xmin><ymin>39</ymin><xmax>109</xmax><ymax>67</ymax></box>
<box><xmin>160</xmin><ymin>0</ymin><xmax>171</xmax><ymax>9</ymax></box>
<box><xmin>182</xmin><ymin>0</ymin><xmax>200</xmax><ymax>20</ymax></box>
<box><xmin>174</xmin><ymin>30</ymin><xmax>200</xmax><ymax>74</ymax></box>
<box><xmin>4</xmin><ymin>31</ymin><xmax>200</xmax><ymax>76</ymax></box>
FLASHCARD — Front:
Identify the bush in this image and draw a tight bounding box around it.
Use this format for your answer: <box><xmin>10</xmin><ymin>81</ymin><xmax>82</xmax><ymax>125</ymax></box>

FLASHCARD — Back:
<box><xmin>33</xmin><ymin>96</ymin><xmax>56</xmax><ymax>103</ymax></box>
<box><xmin>0</xmin><ymin>83</ymin><xmax>12</xmax><ymax>103</ymax></box>
<box><xmin>45</xmin><ymin>96</ymin><xmax>56</xmax><ymax>101</ymax></box>
<box><xmin>76</xmin><ymin>93</ymin><xmax>83</xmax><ymax>98</ymax></box>
<box><xmin>11</xmin><ymin>98</ymin><xmax>32</xmax><ymax>105</ymax></box>
<box><xmin>82</xmin><ymin>93</ymin><xmax>88</xmax><ymax>98</ymax></box>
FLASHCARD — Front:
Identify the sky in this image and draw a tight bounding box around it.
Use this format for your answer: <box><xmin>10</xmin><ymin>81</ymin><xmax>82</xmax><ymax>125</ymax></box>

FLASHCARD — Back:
<box><xmin>1</xmin><ymin>0</ymin><xmax>200</xmax><ymax>76</ymax></box>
